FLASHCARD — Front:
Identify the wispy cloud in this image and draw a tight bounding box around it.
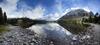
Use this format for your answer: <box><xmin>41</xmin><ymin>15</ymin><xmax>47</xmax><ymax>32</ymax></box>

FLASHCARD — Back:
<box><xmin>0</xmin><ymin>0</ymin><xmax>60</xmax><ymax>20</ymax></box>
<box><xmin>0</xmin><ymin>0</ymin><xmax>45</xmax><ymax>19</ymax></box>
<box><xmin>23</xmin><ymin>5</ymin><xmax>45</xmax><ymax>19</ymax></box>
<box><xmin>0</xmin><ymin>0</ymin><xmax>100</xmax><ymax>20</ymax></box>
<box><xmin>0</xmin><ymin>0</ymin><xmax>19</xmax><ymax>18</ymax></box>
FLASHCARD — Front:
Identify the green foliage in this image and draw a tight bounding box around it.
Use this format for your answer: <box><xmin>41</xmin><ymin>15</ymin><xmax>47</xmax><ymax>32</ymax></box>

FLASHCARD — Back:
<box><xmin>88</xmin><ymin>15</ymin><xmax>93</xmax><ymax>23</ymax></box>
<box><xmin>7</xmin><ymin>17</ymin><xmax>33</xmax><ymax>27</ymax></box>
<box><xmin>17</xmin><ymin>18</ymin><xmax>32</xmax><ymax>28</ymax></box>
<box><xmin>83</xmin><ymin>12</ymin><xmax>100</xmax><ymax>24</ymax></box>
<box><xmin>7</xmin><ymin>17</ymin><xmax>48</xmax><ymax>28</ymax></box>
<box><xmin>82</xmin><ymin>18</ymin><xmax>88</xmax><ymax>23</ymax></box>
<box><xmin>7</xmin><ymin>18</ymin><xmax>18</xmax><ymax>25</ymax></box>
<box><xmin>0</xmin><ymin>25</ymin><xmax>8</xmax><ymax>33</ymax></box>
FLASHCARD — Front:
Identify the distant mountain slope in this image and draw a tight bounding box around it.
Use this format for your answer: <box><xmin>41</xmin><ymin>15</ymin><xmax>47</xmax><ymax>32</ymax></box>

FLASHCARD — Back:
<box><xmin>59</xmin><ymin>9</ymin><xmax>89</xmax><ymax>20</ymax></box>
<box><xmin>58</xmin><ymin>9</ymin><xmax>91</xmax><ymax>34</ymax></box>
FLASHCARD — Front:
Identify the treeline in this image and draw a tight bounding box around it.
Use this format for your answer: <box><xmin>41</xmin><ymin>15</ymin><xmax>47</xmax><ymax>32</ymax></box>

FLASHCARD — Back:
<box><xmin>7</xmin><ymin>17</ymin><xmax>48</xmax><ymax>28</ymax></box>
<box><xmin>0</xmin><ymin>7</ymin><xmax>7</xmax><ymax>25</ymax></box>
<box><xmin>82</xmin><ymin>11</ymin><xmax>100</xmax><ymax>24</ymax></box>
<box><xmin>7</xmin><ymin>17</ymin><xmax>36</xmax><ymax>28</ymax></box>
<box><xmin>7</xmin><ymin>17</ymin><xmax>33</xmax><ymax>25</ymax></box>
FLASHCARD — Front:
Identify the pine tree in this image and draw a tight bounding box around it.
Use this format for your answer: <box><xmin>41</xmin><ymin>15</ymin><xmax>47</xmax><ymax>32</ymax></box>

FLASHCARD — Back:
<box><xmin>88</xmin><ymin>11</ymin><xmax>94</xmax><ymax>23</ymax></box>
<box><xmin>95</xmin><ymin>12</ymin><xmax>99</xmax><ymax>16</ymax></box>
<box><xmin>94</xmin><ymin>13</ymin><xmax>98</xmax><ymax>23</ymax></box>
<box><xmin>3</xmin><ymin>12</ymin><xmax>7</xmax><ymax>24</ymax></box>
<box><xmin>98</xmin><ymin>15</ymin><xmax>100</xmax><ymax>24</ymax></box>
<box><xmin>88</xmin><ymin>15</ymin><xmax>92</xmax><ymax>23</ymax></box>
<box><xmin>0</xmin><ymin>7</ymin><xmax>3</xmax><ymax>24</ymax></box>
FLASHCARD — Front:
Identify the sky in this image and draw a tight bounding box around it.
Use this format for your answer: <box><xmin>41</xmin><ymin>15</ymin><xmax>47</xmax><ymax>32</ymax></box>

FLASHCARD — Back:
<box><xmin>0</xmin><ymin>0</ymin><xmax>100</xmax><ymax>20</ymax></box>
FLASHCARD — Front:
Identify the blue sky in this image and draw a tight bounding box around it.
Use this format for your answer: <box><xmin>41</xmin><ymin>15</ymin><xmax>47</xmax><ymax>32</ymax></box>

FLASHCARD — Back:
<box><xmin>0</xmin><ymin>0</ymin><xmax>100</xmax><ymax>20</ymax></box>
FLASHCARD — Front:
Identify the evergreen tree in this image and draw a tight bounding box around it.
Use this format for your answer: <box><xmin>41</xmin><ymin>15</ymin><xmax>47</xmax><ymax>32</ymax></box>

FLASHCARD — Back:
<box><xmin>98</xmin><ymin>15</ymin><xmax>100</xmax><ymax>24</ymax></box>
<box><xmin>95</xmin><ymin>12</ymin><xmax>99</xmax><ymax>16</ymax></box>
<box><xmin>94</xmin><ymin>13</ymin><xmax>98</xmax><ymax>23</ymax></box>
<box><xmin>0</xmin><ymin>7</ymin><xmax>8</xmax><ymax>24</ymax></box>
<box><xmin>0</xmin><ymin>7</ymin><xmax>3</xmax><ymax>24</ymax></box>
<box><xmin>3</xmin><ymin>12</ymin><xmax>7</xmax><ymax>24</ymax></box>
<box><xmin>88</xmin><ymin>15</ymin><xmax>92</xmax><ymax>23</ymax></box>
<box><xmin>0</xmin><ymin>8</ymin><xmax>2</xmax><ymax>15</ymax></box>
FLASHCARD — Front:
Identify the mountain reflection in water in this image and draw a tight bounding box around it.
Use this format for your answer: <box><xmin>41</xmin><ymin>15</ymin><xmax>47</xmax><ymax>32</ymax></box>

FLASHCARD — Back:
<box><xmin>29</xmin><ymin>23</ymin><xmax>72</xmax><ymax>45</ymax></box>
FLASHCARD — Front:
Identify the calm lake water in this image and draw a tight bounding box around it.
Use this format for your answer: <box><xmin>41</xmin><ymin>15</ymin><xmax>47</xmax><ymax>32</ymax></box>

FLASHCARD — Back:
<box><xmin>29</xmin><ymin>23</ymin><xmax>100</xmax><ymax>45</ymax></box>
<box><xmin>29</xmin><ymin>23</ymin><xmax>73</xmax><ymax>45</ymax></box>
<box><xmin>0</xmin><ymin>23</ymin><xmax>99</xmax><ymax>45</ymax></box>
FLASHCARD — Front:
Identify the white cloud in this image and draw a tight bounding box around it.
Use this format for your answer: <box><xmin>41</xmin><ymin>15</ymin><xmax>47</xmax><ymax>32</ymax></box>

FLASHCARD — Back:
<box><xmin>70</xmin><ymin>7</ymin><xmax>90</xmax><ymax>12</ymax></box>
<box><xmin>62</xmin><ymin>9</ymin><xmax>71</xmax><ymax>15</ymax></box>
<box><xmin>0</xmin><ymin>0</ymin><xmax>91</xmax><ymax>21</ymax></box>
<box><xmin>42</xmin><ymin>0</ymin><xmax>64</xmax><ymax>21</ymax></box>
<box><xmin>0</xmin><ymin>0</ymin><xmax>45</xmax><ymax>19</ymax></box>
<box><xmin>0</xmin><ymin>0</ymin><xmax>65</xmax><ymax>20</ymax></box>
<box><xmin>63</xmin><ymin>7</ymin><xmax>91</xmax><ymax>15</ymax></box>
<box><xmin>0</xmin><ymin>0</ymin><xmax>19</xmax><ymax>18</ymax></box>
<box><xmin>83</xmin><ymin>7</ymin><xmax>90</xmax><ymax>12</ymax></box>
<box><xmin>24</xmin><ymin>5</ymin><xmax>45</xmax><ymax>19</ymax></box>
<box><xmin>43</xmin><ymin>13</ymin><xmax>60</xmax><ymax>21</ymax></box>
<box><xmin>0</xmin><ymin>0</ymin><xmax>99</xmax><ymax>21</ymax></box>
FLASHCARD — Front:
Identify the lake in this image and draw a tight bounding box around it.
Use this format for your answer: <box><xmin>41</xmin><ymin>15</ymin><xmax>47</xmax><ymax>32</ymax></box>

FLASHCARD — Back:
<box><xmin>29</xmin><ymin>23</ymin><xmax>73</xmax><ymax>45</ymax></box>
<box><xmin>28</xmin><ymin>23</ymin><xmax>100</xmax><ymax>45</ymax></box>
<box><xmin>0</xmin><ymin>23</ymin><xmax>99</xmax><ymax>45</ymax></box>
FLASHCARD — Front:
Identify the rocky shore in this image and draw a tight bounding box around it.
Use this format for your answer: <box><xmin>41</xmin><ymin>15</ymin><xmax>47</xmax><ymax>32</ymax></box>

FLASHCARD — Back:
<box><xmin>70</xmin><ymin>24</ymin><xmax>100</xmax><ymax>45</ymax></box>
<box><xmin>0</xmin><ymin>26</ymin><xmax>49</xmax><ymax>45</ymax></box>
<box><xmin>0</xmin><ymin>24</ymin><xmax>100</xmax><ymax>45</ymax></box>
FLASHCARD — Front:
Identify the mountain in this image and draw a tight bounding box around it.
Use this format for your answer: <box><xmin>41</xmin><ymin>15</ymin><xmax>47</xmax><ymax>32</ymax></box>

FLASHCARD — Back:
<box><xmin>59</xmin><ymin>9</ymin><xmax>89</xmax><ymax>20</ymax></box>
<box><xmin>57</xmin><ymin>9</ymin><xmax>91</xmax><ymax>34</ymax></box>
